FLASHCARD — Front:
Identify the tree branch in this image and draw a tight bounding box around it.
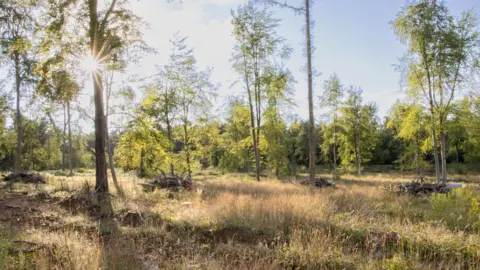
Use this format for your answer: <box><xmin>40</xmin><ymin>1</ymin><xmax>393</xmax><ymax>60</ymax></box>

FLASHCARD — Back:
<box><xmin>100</xmin><ymin>0</ymin><xmax>118</xmax><ymax>34</ymax></box>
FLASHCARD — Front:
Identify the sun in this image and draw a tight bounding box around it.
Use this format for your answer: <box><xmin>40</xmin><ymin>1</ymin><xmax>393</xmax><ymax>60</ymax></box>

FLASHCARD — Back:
<box><xmin>79</xmin><ymin>55</ymin><xmax>100</xmax><ymax>73</ymax></box>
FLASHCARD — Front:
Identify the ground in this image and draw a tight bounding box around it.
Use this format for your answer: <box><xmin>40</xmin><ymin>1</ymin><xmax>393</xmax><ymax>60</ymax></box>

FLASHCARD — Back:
<box><xmin>1</xmin><ymin>170</ymin><xmax>480</xmax><ymax>269</ymax></box>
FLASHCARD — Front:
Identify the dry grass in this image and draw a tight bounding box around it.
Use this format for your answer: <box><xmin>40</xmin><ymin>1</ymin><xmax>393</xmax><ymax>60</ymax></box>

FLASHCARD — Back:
<box><xmin>1</xmin><ymin>170</ymin><xmax>480</xmax><ymax>269</ymax></box>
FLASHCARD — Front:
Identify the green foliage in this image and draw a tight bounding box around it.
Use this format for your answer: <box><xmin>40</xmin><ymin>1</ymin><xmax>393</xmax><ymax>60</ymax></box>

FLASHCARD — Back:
<box><xmin>429</xmin><ymin>188</ymin><xmax>480</xmax><ymax>231</ymax></box>
<box><xmin>115</xmin><ymin>111</ymin><xmax>170</xmax><ymax>176</ymax></box>
<box><xmin>387</xmin><ymin>102</ymin><xmax>429</xmax><ymax>171</ymax></box>
<box><xmin>218</xmin><ymin>100</ymin><xmax>253</xmax><ymax>172</ymax></box>
<box><xmin>337</xmin><ymin>87</ymin><xmax>378</xmax><ymax>173</ymax></box>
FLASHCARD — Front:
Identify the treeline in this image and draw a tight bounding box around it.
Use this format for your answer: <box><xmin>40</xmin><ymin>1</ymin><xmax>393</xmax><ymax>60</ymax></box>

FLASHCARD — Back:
<box><xmin>0</xmin><ymin>0</ymin><xmax>479</xmax><ymax>183</ymax></box>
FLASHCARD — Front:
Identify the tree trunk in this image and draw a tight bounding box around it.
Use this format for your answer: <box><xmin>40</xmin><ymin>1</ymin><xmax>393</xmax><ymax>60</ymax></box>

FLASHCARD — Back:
<box><xmin>356</xmin><ymin>133</ymin><xmax>362</xmax><ymax>175</ymax></box>
<box><xmin>104</xmin><ymin>72</ymin><xmax>125</xmax><ymax>199</ymax></box>
<box><xmin>183</xmin><ymin>120</ymin><xmax>191</xmax><ymax>178</ymax></box>
<box><xmin>455</xmin><ymin>144</ymin><xmax>459</xmax><ymax>164</ymax></box>
<box><xmin>14</xmin><ymin>53</ymin><xmax>22</xmax><ymax>172</ymax></box>
<box><xmin>89</xmin><ymin>0</ymin><xmax>114</xmax><ymax>235</ymax></box>
<box><xmin>62</xmin><ymin>104</ymin><xmax>67</xmax><ymax>171</ymax></box>
<box><xmin>431</xmin><ymin>124</ymin><xmax>441</xmax><ymax>184</ymax></box>
<box><xmin>166</xmin><ymin>113</ymin><xmax>174</xmax><ymax>176</ymax></box>
<box><xmin>332</xmin><ymin>112</ymin><xmax>337</xmax><ymax>179</ymax></box>
<box><xmin>67</xmin><ymin>102</ymin><xmax>73</xmax><ymax>176</ymax></box>
<box><xmin>305</xmin><ymin>0</ymin><xmax>315</xmax><ymax>181</ymax></box>
<box><xmin>439</xmin><ymin>128</ymin><xmax>448</xmax><ymax>184</ymax></box>
<box><xmin>243</xmin><ymin>51</ymin><xmax>260</xmax><ymax>181</ymax></box>
<box><xmin>139</xmin><ymin>148</ymin><xmax>144</xmax><ymax>178</ymax></box>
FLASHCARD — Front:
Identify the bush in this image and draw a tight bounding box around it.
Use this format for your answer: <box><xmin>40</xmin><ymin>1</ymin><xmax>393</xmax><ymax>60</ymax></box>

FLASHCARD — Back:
<box><xmin>428</xmin><ymin>188</ymin><xmax>479</xmax><ymax>231</ymax></box>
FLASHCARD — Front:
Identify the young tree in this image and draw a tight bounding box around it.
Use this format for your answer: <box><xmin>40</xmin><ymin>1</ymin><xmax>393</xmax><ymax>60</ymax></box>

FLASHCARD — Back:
<box><xmin>393</xmin><ymin>0</ymin><xmax>479</xmax><ymax>183</ymax></box>
<box><xmin>168</xmin><ymin>35</ymin><xmax>216</xmax><ymax>178</ymax></box>
<box><xmin>320</xmin><ymin>73</ymin><xmax>344</xmax><ymax>178</ymax></box>
<box><xmin>231</xmin><ymin>2</ymin><xmax>291</xmax><ymax>180</ymax></box>
<box><xmin>338</xmin><ymin>87</ymin><xmax>378</xmax><ymax>175</ymax></box>
<box><xmin>0</xmin><ymin>1</ymin><xmax>37</xmax><ymax>171</ymax></box>
<box><xmin>262</xmin><ymin>68</ymin><xmax>293</xmax><ymax>177</ymax></box>
<box><xmin>387</xmin><ymin>101</ymin><xmax>429</xmax><ymax>174</ymax></box>
<box><xmin>218</xmin><ymin>99</ymin><xmax>253</xmax><ymax>172</ymax></box>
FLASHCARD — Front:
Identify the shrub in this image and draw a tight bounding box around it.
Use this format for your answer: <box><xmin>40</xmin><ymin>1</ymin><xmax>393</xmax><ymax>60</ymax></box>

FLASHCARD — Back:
<box><xmin>428</xmin><ymin>188</ymin><xmax>478</xmax><ymax>231</ymax></box>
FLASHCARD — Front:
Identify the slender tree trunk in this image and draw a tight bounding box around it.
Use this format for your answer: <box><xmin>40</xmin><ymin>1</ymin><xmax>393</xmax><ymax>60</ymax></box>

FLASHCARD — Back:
<box><xmin>243</xmin><ymin>52</ymin><xmax>260</xmax><ymax>181</ymax></box>
<box><xmin>166</xmin><ymin>114</ymin><xmax>175</xmax><ymax>176</ymax></box>
<box><xmin>105</xmin><ymin>71</ymin><xmax>125</xmax><ymax>198</ymax></box>
<box><xmin>249</xmin><ymin>101</ymin><xmax>261</xmax><ymax>181</ymax></box>
<box><xmin>455</xmin><ymin>144</ymin><xmax>459</xmax><ymax>164</ymax></box>
<box><xmin>183</xmin><ymin>119</ymin><xmax>191</xmax><ymax>178</ymax></box>
<box><xmin>67</xmin><ymin>102</ymin><xmax>73</xmax><ymax>176</ymax></box>
<box><xmin>332</xmin><ymin>112</ymin><xmax>337</xmax><ymax>179</ymax></box>
<box><xmin>356</xmin><ymin>133</ymin><xmax>361</xmax><ymax>175</ymax></box>
<box><xmin>439</xmin><ymin>127</ymin><xmax>448</xmax><ymax>184</ymax></box>
<box><xmin>139</xmin><ymin>148</ymin><xmax>144</xmax><ymax>178</ymax></box>
<box><xmin>415</xmin><ymin>135</ymin><xmax>420</xmax><ymax>175</ymax></box>
<box><xmin>14</xmin><ymin>53</ymin><xmax>22</xmax><ymax>172</ymax></box>
<box><xmin>62</xmin><ymin>104</ymin><xmax>67</xmax><ymax>171</ymax></box>
<box><xmin>305</xmin><ymin>0</ymin><xmax>315</xmax><ymax>181</ymax></box>
<box><xmin>431</xmin><ymin>127</ymin><xmax>441</xmax><ymax>183</ymax></box>
<box><xmin>429</xmin><ymin>112</ymin><xmax>441</xmax><ymax>184</ymax></box>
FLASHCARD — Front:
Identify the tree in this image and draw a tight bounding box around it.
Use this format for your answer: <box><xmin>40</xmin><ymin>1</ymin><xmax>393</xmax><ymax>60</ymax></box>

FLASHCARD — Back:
<box><xmin>167</xmin><ymin>34</ymin><xmax>216</xmax><ymax>178</ymax></box>
<box><xmin>337</xmin><ymin>87</ymin><xmax>378</xmax><ymax>175</ymax></box>
<box><xmin>262</xmin><ymin>68</ymin><xmax>293</xmax><ymax>177</ymax></box>
<box><xmin>304</xmin><ymin>0</ymin><xmax>316</xmax><ymax>181</ymax></box>
<box><xmin>0</xmin><ymin>0</ymin><xmax>37</xmax><ymax>172</ymax></box>
<box><xmin>86</xmin><ymin>0</ymin><xmax>144</xmax><ymax>233</ymax></box>
<box><xmin>387</xmin><ymin>101</ymin><xmax>429</xmax><ymax>173</ymax></box>
<box><xmin>254</xmin><ymin>0</ymin><xmax>315</xmax><ymax>182</ymax></box>
<box><xmin>393</xmin><ymin>0</ymin><xmax>479</xmax><ymax>183</ymax></box>
<box><xmin>231</xmin><ymin>2</ymin><xmax>291</xmax><ymax>180</ymax></box>
<box><xmin>218</xmin><ymin>98</ymin><xmax>253</xmax><ymax>172</ymax></box>
<box><xmin>320</xmin><ymin>73</ymin><xmax>344</xmax><ymax>178</ymax></box>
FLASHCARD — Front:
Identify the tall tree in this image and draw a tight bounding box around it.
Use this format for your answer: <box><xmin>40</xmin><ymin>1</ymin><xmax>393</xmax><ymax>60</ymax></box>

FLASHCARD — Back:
<box><xmin>231</xmin><ymin>2</ymin><xmax>291</xmax><ymax>180</ymax></box>
<box><xmin>0</xmin><ymin>1</ymin><xmax>37</xmax><ymax>172</ymax></box>
<box><xmin>320</xmin><ymin>73</ymin><xmax>344</xmax><ymax>179</ymax></box>
<box><xmin>304</xmin><ymin>0</ymin><xmax>316</xmax><ymax>181</ymax></box>
<box><xmin>393</xmin><ymin>0</ymin><xmax>479</xmax><ymax>183</ymax></box>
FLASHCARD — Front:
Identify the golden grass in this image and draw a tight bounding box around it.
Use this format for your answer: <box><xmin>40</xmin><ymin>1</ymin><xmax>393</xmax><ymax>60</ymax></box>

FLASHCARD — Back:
<box><xmin>1</xmin><ymin>171</ymin><xmax>480</xmax><ymax>269</ymax></box>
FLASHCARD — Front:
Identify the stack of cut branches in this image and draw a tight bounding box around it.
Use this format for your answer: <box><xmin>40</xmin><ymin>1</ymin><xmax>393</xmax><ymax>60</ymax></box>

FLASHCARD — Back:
<box><xmin>300</xmin><ymin>178</ymin><xmax>335</xmax><ymax>188</ymax></box>
<box><xmin>395</xmin><ymin>181</ymin><xmax>451</xmax><ymax>196</ymax></box>
<box><xmin>139</xmin><ymin>170</ymin><xmax>192</xmax><ymax>192</ymax></box>
<box><xmin>2</xmin><ymin>173</ymin><xmax>46</xmax><ymax>184</ymax></box>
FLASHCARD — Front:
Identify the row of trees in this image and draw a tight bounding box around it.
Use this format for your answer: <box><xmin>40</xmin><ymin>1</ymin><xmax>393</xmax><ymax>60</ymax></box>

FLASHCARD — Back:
<box><xmin>1</xmin><ymin>0</ymin><xmax>479</xmax><ymax>232</ymax></box>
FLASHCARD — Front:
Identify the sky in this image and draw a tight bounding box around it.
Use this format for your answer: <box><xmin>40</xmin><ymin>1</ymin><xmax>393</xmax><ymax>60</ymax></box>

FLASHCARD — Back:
<box><xmin>1</xmin><ymin>0</ymin><xmax>479</xmax><ymax>132</ymax></box>
<box><xmin>125</xmin><ymin>0</ymin><xmax>479</xmax><ymax>123</ymax></box>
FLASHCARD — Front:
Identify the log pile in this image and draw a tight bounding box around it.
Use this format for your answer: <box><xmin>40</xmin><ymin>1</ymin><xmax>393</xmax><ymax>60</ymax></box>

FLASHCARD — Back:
<box><xmin>395</xmin><ymin>181</ymin><xmax>451</xmax><ymax>196</ymax></box>
<box><xmin>300</xmin><ymin>178</ymin><xmax>335</xmax><ymax>188</ymax></box>
<box><xmin>139</xmin><ymin>170</ymin><xmax>193</xmax><ymax>192</ymax></box>
<box><xmin>2</xmin><ymin>173</ymin><xmax>46</xmax><ymax>184</ymax></box>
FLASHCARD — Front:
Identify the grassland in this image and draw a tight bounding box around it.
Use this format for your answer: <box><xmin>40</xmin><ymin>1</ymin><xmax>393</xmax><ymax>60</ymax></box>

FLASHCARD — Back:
<box><xmin>1</xmin><ymin>170</ymin><xmax>480</xmax><ymax>269</ymax></box>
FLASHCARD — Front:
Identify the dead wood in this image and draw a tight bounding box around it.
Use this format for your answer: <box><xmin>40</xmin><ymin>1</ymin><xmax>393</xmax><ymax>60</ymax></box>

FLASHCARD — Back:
<box><xmin>2</xmin><ymin>173</ymin><xmax>46</xmax><ymax>184</ymax></box>
<box><xmin>300</xmin><ymin>177</ymin><xmax>335</xmax><ymax>188</ymax></box>
<box><xmin>395</xmin><ymin>181</ymin><xmax>451</xmax><ymax>196</ymax></box>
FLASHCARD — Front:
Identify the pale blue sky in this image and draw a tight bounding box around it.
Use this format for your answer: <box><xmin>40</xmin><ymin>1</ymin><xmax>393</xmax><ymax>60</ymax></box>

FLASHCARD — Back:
<box><xmin>1</xmin><ymin>0</ymin><xmax>479</xmax><ymax>131</ymax></box>
<box><xmin>127</xmin><ymin>0</ymin><xmax>480</xmax><ymax>124</ymax></box>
